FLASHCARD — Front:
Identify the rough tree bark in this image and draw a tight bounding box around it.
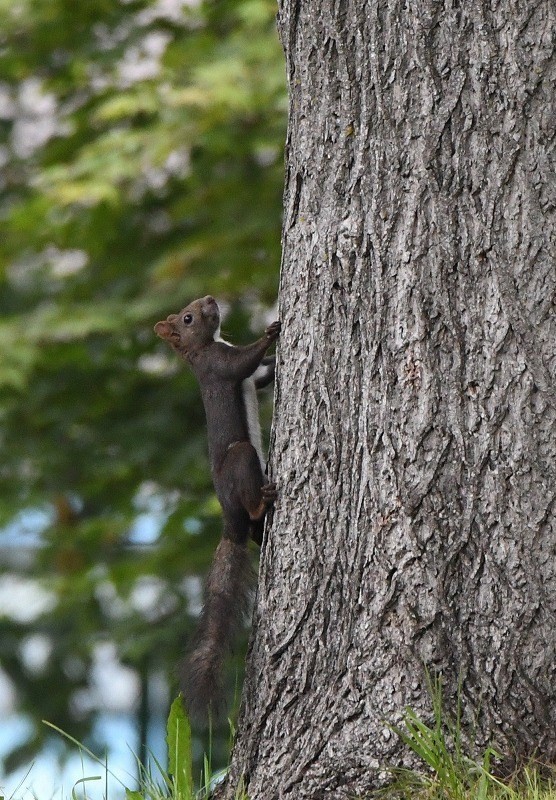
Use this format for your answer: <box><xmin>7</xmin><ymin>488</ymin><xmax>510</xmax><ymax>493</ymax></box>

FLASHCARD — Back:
<box><xmin>224</xmin><ymin>1</ymin><xmax>556</xmax><ymax>798</ymax></box>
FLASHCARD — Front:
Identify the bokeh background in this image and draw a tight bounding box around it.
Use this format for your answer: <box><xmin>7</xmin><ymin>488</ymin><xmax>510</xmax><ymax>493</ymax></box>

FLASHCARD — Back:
<box><xmin>0</xmin><ymin>0</ymin><xmax>286</xmax><ymax>795</ymax></box>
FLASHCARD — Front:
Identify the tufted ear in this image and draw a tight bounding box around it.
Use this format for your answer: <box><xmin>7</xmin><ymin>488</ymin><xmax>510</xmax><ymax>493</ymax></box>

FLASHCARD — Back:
<box><xmin>154</xmin><ymin>320</ymin><xmax>175</xmax><ymax>340</ymax></box>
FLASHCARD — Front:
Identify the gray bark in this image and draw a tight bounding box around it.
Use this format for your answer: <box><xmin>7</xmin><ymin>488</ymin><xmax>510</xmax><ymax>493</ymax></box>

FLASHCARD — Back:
<box><xmin>225</xmin><ymin>1</ymin><xmax>556</xmax><ymax>797</ymax></box>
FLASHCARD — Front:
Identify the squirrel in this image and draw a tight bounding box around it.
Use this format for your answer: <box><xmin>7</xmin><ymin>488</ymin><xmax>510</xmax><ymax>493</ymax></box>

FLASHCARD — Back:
<box><xmin>154</xmin><ymin>295</ymin><xmax>280</xmax><ymax>719</ymax></box>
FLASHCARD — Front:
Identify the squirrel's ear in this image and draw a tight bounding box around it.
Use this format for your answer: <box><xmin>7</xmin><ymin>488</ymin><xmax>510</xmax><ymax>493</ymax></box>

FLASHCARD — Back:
<box><xmin>154</xmin><ymin>320</ymin><xmax>174</xmax><ymax>340</ymax></box>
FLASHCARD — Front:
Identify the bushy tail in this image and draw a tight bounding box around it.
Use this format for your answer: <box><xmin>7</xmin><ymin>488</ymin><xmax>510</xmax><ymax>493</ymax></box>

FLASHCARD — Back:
<box><xmin>181</xmin><ymin>538</ymin><xmax>254</xmax><ymax>720</ymax></box>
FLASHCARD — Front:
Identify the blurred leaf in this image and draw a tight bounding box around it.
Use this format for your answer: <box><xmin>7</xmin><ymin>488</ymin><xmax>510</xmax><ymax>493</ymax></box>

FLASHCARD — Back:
<box><xmin>167</xmin><ymin>696</ymin><xmax>193</xmax><ymax>800</ymax></box>
<box><xmin>0</xmin><ymin>0</ymin><xmax>285</xmax><ymax>781</ymax></box>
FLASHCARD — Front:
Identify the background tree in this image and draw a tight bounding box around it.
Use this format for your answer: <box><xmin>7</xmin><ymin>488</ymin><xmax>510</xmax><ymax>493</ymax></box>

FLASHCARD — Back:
<box><xmin>224</xmin><ymin>0</ymin><xmax>556</xmax><ymax>797</ymax></box>
<box><xmin>0</xmin><ymin>0</ymin><xmax>285</xmax><ymax>781</ymax></box>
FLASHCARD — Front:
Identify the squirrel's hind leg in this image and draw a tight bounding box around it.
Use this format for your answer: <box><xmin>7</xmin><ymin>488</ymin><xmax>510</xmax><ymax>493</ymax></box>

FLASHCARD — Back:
<box><xmin>222</xmin><ymin>442</ymin><xmax>276</xmax><ymax>543</ymax></box>
<box><xmin>249</xmin><ymin>483</ymin><xmax>277</xmax><ymax>546</ymax></box>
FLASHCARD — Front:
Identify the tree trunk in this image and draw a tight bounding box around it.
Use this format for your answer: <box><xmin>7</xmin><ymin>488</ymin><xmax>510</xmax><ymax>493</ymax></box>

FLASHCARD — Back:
<box><xmin>225</xmin><ymin>1</ymin><xmax>556</xmax><ymax>797</ymax></box>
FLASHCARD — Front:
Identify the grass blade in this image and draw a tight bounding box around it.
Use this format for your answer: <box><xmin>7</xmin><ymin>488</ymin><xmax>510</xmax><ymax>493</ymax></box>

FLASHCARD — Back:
<box><xmin>166</xmin><ymin>696</ymin><xmax>193</xmax><ymax>800</ymax></box>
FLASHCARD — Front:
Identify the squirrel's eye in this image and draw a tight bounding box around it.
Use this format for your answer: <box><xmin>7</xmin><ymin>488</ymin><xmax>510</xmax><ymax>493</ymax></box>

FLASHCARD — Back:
<box><xmin>183</xmin><ymin>314</ymin><xmax>193</xmax><ymax>325</ymax></box>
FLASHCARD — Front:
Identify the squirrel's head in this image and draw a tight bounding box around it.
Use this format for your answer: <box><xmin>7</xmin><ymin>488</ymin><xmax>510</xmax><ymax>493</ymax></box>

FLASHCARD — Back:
<box><xmin>154</xmin><ymin>295</ymin><xmax>220</xmax><ymax>357</ymax></box>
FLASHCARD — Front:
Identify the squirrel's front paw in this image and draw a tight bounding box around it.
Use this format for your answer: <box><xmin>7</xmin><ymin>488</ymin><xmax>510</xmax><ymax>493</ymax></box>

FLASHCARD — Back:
<box><xmin>261</xmin><ymin>482</ymin><xmax>278</xmax><ymax>506</ymax></box>
<box><xmin>265</xmin><ymin>320</ymin><xmax>281</xmax><ymax>341</ymax></box>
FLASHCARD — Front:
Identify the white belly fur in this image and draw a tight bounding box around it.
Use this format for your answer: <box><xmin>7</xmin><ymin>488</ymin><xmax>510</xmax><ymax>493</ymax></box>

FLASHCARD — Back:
<box><xmin>242</xmin><ymin>376</ymin><xmax>265</xmax><ymax>470</ymax></box>
<box><xmin>215</xmin><ymin>331</ymin><xmax>265</xmax><ymax>470</ymax></box>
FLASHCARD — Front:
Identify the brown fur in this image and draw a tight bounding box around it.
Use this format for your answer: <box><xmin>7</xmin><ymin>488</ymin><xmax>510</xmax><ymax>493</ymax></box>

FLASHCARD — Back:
<box><xmin>155</xmin><ymin>296</ymin><xmax>280</xmax><ymax>718</ymax></box>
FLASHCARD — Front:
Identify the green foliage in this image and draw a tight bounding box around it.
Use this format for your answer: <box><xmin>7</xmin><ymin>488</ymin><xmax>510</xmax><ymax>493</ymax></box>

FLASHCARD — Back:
<box><xmin>384</xmin><ymin>680</ymin><xmax>556</xmax><ymax>800</ymax></box>
<box><xmin>39</xmin><ymin>694</ymin><xmax>556</xmax><ymax>800</ymax></box>
<box><xmin>45</xmin><ymin>700</ymin><xmax>239</xmax><ymax>800</ymax></box>
<box><xmin>167</xmin><ymin>697</ymin><xmax>193</xmax><ymax>800</ymax></box>
<box><xmin>0</xmin><ymin>0</ymin><xmax>285</xmax><ymax>779</ymax></box>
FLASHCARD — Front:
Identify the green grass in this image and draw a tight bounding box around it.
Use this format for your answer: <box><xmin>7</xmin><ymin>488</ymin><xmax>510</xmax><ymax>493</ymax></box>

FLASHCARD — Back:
<box><xmin>381</xmin><ymin>678</ymin><xmax>556</xmax><ymax>800</ymax></box>
<box><xmin>37</xmin><ymin>685</ymin><xmax>556</xmax><ymax>800</ymax></box>
<box><xmin>43</xmin><ymin>697</ymin><xmax>247</xmax><ymax>800</ymax></box>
